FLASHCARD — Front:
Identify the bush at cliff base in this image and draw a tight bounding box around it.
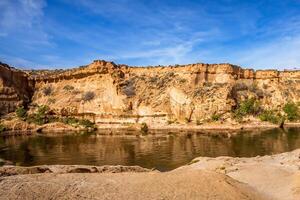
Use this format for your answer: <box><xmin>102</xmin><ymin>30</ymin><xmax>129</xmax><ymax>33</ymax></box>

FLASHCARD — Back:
<box><xmin>283</xmin><ymin>102</ymin><xmax>299</xmax><ymax>121</ymax></box>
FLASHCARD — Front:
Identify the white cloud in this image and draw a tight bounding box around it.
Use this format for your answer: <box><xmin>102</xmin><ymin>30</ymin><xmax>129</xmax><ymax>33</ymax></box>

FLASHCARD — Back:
<box><xmin>231</xmin><ymin>35</ymin><xmax>300</xmax><ymax>70</ymax></box>
<box><xmin>0</xmin><ymin>0</ymin><xmax>45</xmax><ymax>30</ymax></box>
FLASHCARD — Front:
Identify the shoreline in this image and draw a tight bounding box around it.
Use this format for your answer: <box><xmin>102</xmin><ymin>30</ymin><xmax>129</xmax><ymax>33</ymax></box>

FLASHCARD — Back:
<box><xmin>1</xmin><ymin>121</ymin><xmax>300</xmax><ymax>136</ymax></box>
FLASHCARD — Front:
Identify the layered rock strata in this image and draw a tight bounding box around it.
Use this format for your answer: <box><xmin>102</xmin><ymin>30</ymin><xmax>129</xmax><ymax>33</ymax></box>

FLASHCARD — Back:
<box><xmin>0</xmin><ymin>60</ymin><xmax>299</xmax><ymax>125</ymax></box>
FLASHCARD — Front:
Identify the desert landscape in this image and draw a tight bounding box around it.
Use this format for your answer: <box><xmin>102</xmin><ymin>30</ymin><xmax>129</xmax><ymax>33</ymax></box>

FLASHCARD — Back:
<box><xmin>1</xmin><ymin>0</ymin><xmax>300</xmax><ymax>199</ymax></box>
<box><xmin>0</xmin><ymin>60</ymin><xmax>299</xmax><ymax>199</ymax></box>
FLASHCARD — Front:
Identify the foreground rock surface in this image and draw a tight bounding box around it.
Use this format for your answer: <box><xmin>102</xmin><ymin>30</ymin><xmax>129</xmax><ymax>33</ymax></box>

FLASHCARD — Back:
<box><xmin>0</xmin><ymin>169</ymin><xmax>263</xmax><ymax>200</ymax></box>
<box><xmin>183</xmin><ymin>149</ymin><xmax>300</xmax><ymax>200</ymax></box>
<box><xmin>1</xmin><ymin>150</ymin><xmax>300</xmax><ymax>199</ymax></box>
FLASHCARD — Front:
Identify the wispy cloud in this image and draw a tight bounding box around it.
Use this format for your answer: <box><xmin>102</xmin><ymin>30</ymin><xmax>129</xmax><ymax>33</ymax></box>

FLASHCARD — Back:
<box><xmin>0</xmin><ymin>0</ymin><xmax>45</xmax><ymax>29</ymax></box>
<box><xmin>232</xmin><ymin>35</ymin><xmax>300</xmax><ymax>70</ymax></box>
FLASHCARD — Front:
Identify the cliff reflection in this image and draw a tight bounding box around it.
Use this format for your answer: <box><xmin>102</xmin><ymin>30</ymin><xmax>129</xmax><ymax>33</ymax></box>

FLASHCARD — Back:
<box><xmin>0</xmin><ymin>128</ymin><xmax>299</xmax><ymax>171</ymax></box>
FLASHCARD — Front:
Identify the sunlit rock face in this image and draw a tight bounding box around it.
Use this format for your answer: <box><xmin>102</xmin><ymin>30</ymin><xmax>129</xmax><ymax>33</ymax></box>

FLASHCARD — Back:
<box><xmin>0</xmin><ymin>60</ymin><xmax>299</xmax><ymax>124</ymax></box>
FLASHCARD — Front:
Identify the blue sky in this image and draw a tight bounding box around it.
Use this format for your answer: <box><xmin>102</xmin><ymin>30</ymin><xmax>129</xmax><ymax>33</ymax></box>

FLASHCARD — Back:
<box><xmin>1</xmin><ymin>0</ymin><xmax>300</xmax><ymax>70</ymax></box>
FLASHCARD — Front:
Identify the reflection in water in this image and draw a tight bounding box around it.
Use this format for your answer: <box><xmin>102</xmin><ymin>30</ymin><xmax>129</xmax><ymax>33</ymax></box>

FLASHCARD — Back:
<box><xmin>0</xmin><ymin>128</ymin><xmax>299</xmax><ymax>171</ymax></box>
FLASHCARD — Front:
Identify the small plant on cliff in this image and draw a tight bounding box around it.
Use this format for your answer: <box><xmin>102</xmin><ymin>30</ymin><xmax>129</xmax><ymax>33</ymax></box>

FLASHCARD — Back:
<box><xmin>283</xmin><ymin>102</ymin><xmax>299</xmax><ymax>121</ymax></box>
<box><xmin>42</xmin><ymin>86</ymin><xmax>53</xmax><ymax>96</ymax></box>
<box><xmin>15</xmin><ymin>106</ymin><xmax>27</xmax><ymax>119</ymax></box>
<box><xmin>211</xmin><ymin>113</ymin><xmax>221</xmax><ymax>121</ymax></box>
<box><xmin>0</xmin><ymin>124</ymin><xmax>6</xmax><ymax>133</ymax></box>
<box><xmin>140</xmin><ymin>122</ymin><xmax>148</xmax><ymax>134</ymax></box>
<box><xmin>82</xmin><ymin>91</ymin><xmax>95</xmax><ymax>102</ymax></box>
<box><xmin>63</xmin><ymin>85</ymin><xmax>74</xmax><ymax>91</ymax></box>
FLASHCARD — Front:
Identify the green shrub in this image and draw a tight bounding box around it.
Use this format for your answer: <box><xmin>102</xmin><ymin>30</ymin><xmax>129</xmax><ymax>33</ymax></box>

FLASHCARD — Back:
<box><xmin>60</xmin><ymin>117</ymin><xmax>95</xmax><ymax>129</ymax></box>
<box><xmin>78</xmin><ymin>119</ymin><xmax>95</xmax><ymax>128</ymax></box>
<box><xmin>0</xmin><ymin>124</ymin><xmax>6</xmax><ymax>133</ymax></box>
<box><xmin>37</xmin><ymin>105</ymin><xmax>49</xmax><ymax>116</ymax></box>
<box><xmin>42</xmin><ymin>86</ymin><xmax>53</xmax><ymax>96</ymax></box>
<box><xmin>141</xmin><ymin>122</ymin><xmax>148</xmax><ymax>134</ymax></box>
<box><xmin>283</xmin><ymin>102</ymin><xmax>299</xmax><ymax>121</ymax></box>
<box><xmin>15</xmin><ymin>106</ymin><xmax>27</xmax><ymax>119</ymax></box>
<box><xmin>63</xmin><ymin>85</ymin><xmax>74</xmax><ymax>91</ymax></box>
<box><xmin>259</xmin><ymin>110</ymin><xmax>284</xmax><ymax>124</ymax></box>
<box><xmin>234</xmin><ymin>98</ymin><xmax>260</xmax><ymax>119</ymax></box>
<box><xmin>82</xmin><ymin>91</ymin><xmax>95</xmax><ymax>102</ymax></box>
<box><xmin>211</xmin><ymin>114</ymin><xmax>221</xmax><ymax>121</ymax></box>
<box><xmin>62</xmin><ymin>117</ymin><xmax>79</xmax><ymax>125</ymax></box>
<box><xmin>28</xmin><ymin>105</ymin><xmax>50</xmax><ymax>125</ymax></box>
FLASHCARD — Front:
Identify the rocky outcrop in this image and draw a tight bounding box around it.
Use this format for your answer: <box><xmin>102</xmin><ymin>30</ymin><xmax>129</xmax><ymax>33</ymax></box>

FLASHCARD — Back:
<box><xmin>182</xmin><ymin>149</ymin><xmax>300</xmax><ymax>200</ymax></box>
<box><xmin>0</xmin><ymin>60</ymin><xmax>299</xmax><ymax>126</ymax></box>
<box><xmin>0</xmin><ymin>62</ymin><xmax>34</xmax><ymax>115</ymax></box>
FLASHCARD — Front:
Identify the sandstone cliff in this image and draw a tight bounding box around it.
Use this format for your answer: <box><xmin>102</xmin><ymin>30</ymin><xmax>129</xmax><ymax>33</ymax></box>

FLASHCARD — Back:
<box><xmin>0</xmin><ymin>60</ymin><xmax>299</xmax><ymax>126</ymax></box>
<box><xmin>0</xmin><ymin>62</ymin><xmax>34</xmax><ymax>115</ymax></box>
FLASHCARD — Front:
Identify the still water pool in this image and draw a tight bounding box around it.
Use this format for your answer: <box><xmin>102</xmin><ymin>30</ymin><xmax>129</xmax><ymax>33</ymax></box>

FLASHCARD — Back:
<box><xmin>0</xmin><ymin>128</ymin><xmax>299</xmax><ymax>171</ymax></box>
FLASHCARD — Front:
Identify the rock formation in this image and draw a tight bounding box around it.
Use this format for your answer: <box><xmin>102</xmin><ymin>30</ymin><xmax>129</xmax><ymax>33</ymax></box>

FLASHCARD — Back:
<box><xmin>0</xmin><ymin>62</ymin><xmax>34</xmax><ymax>115</ymax></box>
<box><xmin>0</xmin><ymin>60</ymin><xmax>299</xmax><ymax>125</ymax></box>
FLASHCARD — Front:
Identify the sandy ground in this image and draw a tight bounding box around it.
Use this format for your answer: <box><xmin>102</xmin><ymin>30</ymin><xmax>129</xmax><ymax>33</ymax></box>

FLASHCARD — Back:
<box><xmin>0</xmin><ymin>150</ymin><xmax>299</xmax><ymax>200</ymax></box>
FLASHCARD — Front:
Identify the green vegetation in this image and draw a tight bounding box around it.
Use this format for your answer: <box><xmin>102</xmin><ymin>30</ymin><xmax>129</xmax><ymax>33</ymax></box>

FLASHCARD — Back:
<box><xmin>13</xmin><ymin>103</ymin><xmax>97</xmax><ymax>130</ymax></box>
<box><xmin>0</xmin><ymin>124</ymin><xmax>6</xmax><ymax>133</ymax></box>
<box><xmin>61</xmin><ymin>117</ymin><xmax>95</xmax><ymax>129</ymax></box>
<box><xmin>234</xmin><ymin>98</ymin><xmax>260</xmax><ymax>120</ymax></box>
<box><xmin>63</xmin><ymin>85</ymin><xmax>74</xmax><ymax>91</ymax></box>
<box><xmin>22</xmin><ymin>105</ymin><xmax>95</xmax><ymax>128</ymax></box>
<box><xmin>42</xmin><ymin>86</ymin><xmax>53</xmax><ymax>96</ymax></box>
<box><xmin>27</xmin><ymin>105</ymin><xmax>50</xmax><ymax>125</ymax></box>
<box><xmin>15</xmin><ymin>106</ymin><xmax>27</xmax><ymax>119</ymax></box>
<box><xmin>141</xmin><ymin>122</ymin><xmax>148</xmax><ymax>134</ymax></box>
<box><xmin>82</xmin><ymin>91</ymin><xmax>95</xmax><ymax>102</ymax></box>
<box><xmin>258</xmin><ymin>110</ymin><xmax>284</xmax><ymax>124</ymax></box>
<box><xmin>283</xmin><ymin>102</ymin><xmax>299</xmax><ymax>121</ymax></box>
<box><xmin>78</xmin><ymin>119</ymin><xmax>95</xmax><ymax>128</ymax></box>
<box><xmin>211</xmin><ymin>113</ymin><xmax>221</xmax><ymax>121</ymax></box>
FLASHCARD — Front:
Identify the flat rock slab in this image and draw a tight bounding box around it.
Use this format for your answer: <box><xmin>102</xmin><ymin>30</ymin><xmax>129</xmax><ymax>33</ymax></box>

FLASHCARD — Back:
<box><xmin>0</xmin><ymin>169</ymin><xmax>264</xmax><ymax>200</ymax></box>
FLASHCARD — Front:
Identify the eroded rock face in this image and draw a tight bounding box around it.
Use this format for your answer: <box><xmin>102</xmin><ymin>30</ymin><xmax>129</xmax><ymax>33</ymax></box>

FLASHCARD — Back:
<box><xmin>0</xmin><ymin>60</ymin><xmax>299</xmax><ymax>125</ymax></box>
<box><xmin>0</xmin><ymin>62</ymin><xmax>34</xmax><ymax>115</ymax></box>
